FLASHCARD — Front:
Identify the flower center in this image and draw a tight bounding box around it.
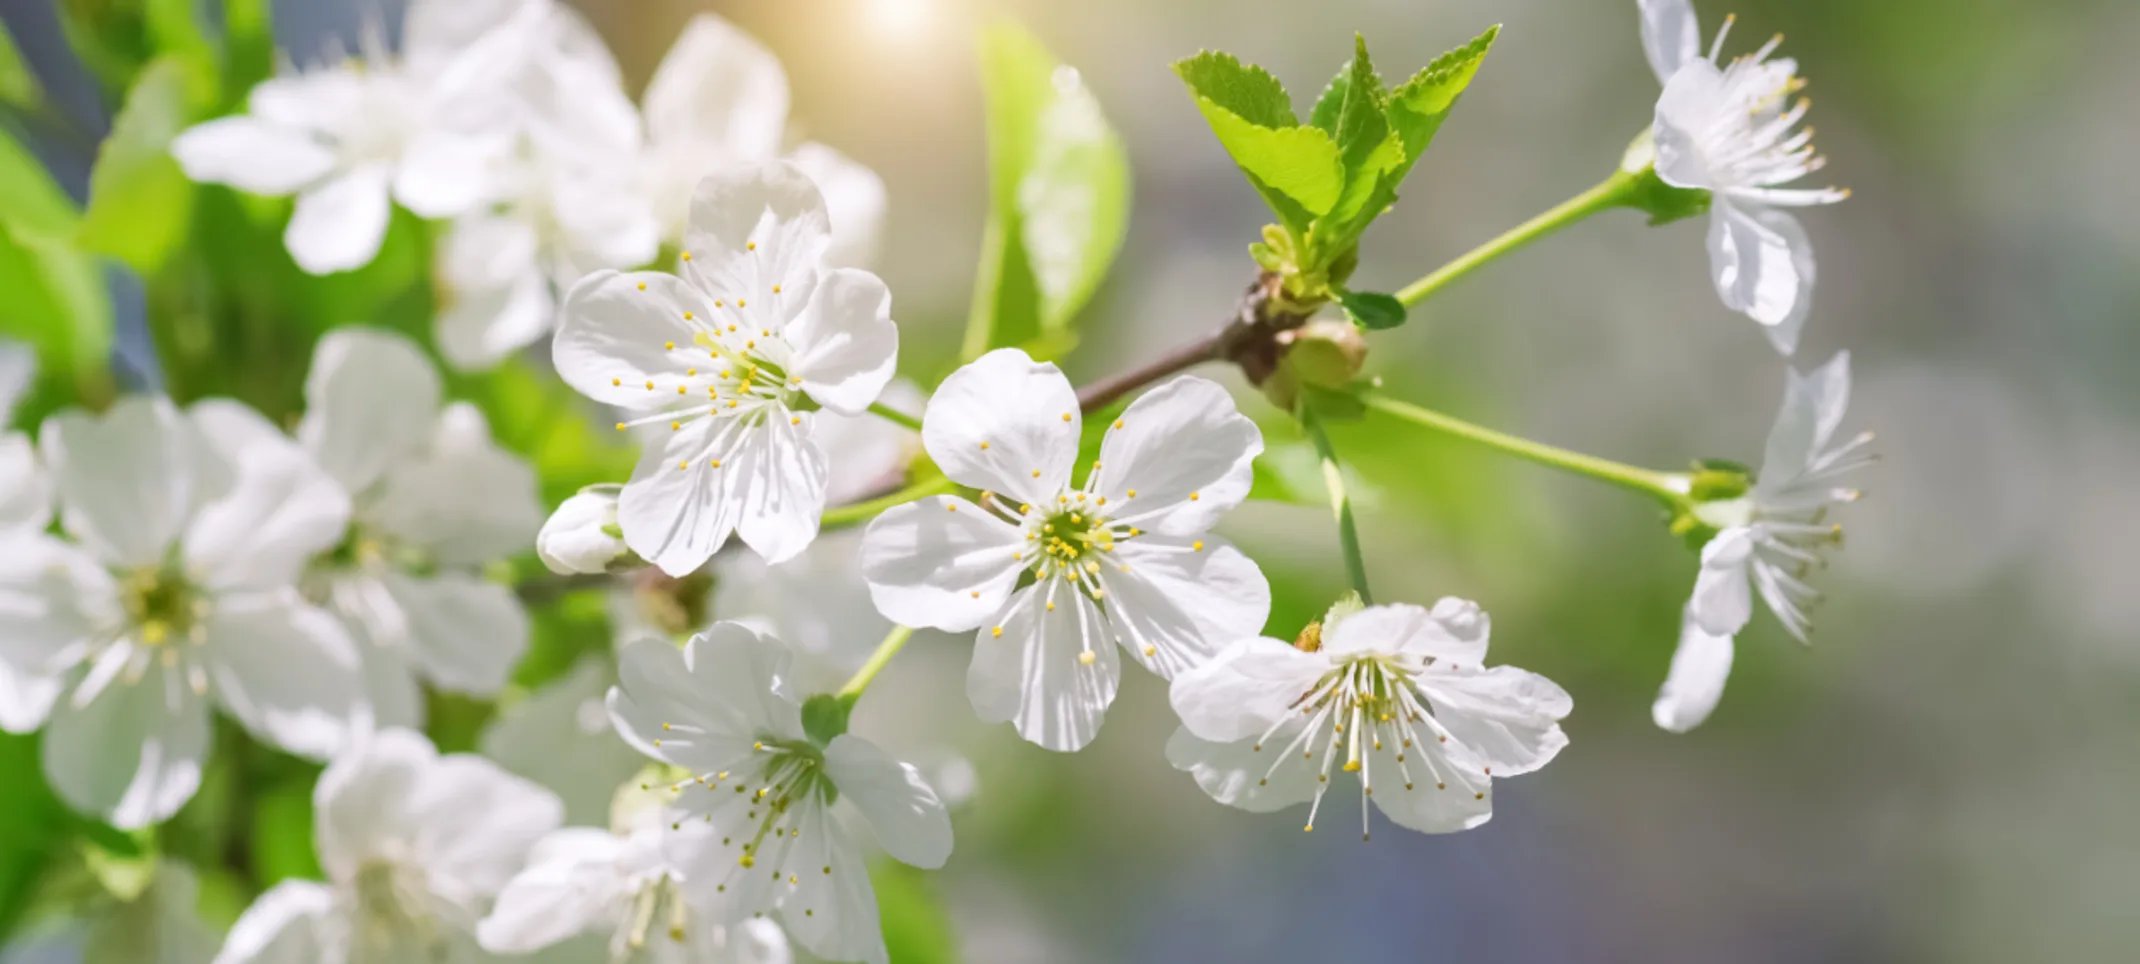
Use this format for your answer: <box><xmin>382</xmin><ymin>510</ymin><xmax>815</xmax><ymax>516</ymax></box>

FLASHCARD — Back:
<box><xmin>119</xmin><ymin>566</ymin><xmax>207</xmax><ymax>648</ymax></box>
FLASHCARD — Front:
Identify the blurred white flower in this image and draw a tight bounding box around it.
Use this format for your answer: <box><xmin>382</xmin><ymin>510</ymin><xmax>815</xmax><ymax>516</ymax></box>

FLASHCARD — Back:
<box><xmin>477</xmin><ymin>804</ymin><xmax>792</xmax><ymax>964</ymax></box>
<box><xmin>539</xmin><ymin>488</ymin><xmax>631</xmax><ymax>575</ymax></box>
<box><xmin>434</xmin><ymin>3</ymin><xmax>660</xmax><ymax>371</ymax></box>
<box><xmin>82</xmin><ymin>862</ymin><xmax>218</xmax><ymax>964</ymax></box>
<box><xmin>169</xmin><ymin>0</ymin><xmax>543</xmax><ymax>274</ymax></box>
<box><xmin>0</xmin><ymin>337</ymin><xmax>32</xmax><ymax>419</ymax></box>
<box><xmin>1655</xmin><ymin>351</ymin><xmax>1873</xmax><ymax>732</ymax></box>
<box><xmin>211</xmin><ymin>729</ymin><xmax>563</xmax><ymax>964</ymax></box>
<box><xmin>0</xmin><ymin>397</ymin><xmax>362</xmax><ymax>828</ymax></box>
<box><xmin>279</xmin><ymin>329</ymin><xmax>542</xmax><ymax>732</ymax></box>
<box><xmin>1168</xmin><ymin>599</ymin><xmax>1572</xmax><ymax>837</ymax></box>
<box><xmin>480</xmin><ymin>653</ymin><xmax>644</xmax><ymax>828</ymax></box>
<box><xmin>641</xmin><ymin>14</ymin><xmax>887</xmax><ymax>268</ymax></box>
<box><xmin>606</xmin><ymin>625</ymin><xmax>952</xmax><ymax>964</ymax></box>
<box><xmin>1637</xmin><ymin>0</ymin><xmax>1847</xmax><ymax>355</ymax></box>
<box><xmin>0</xmin><ymin>340</ymin><xmax>59</xmax><ymax>731</ymax></box>
<box><xmin>860</xmin><ymin>349</ymin><xmax>1269</xmax><ymax>752</ymax></box>
<box><xmin>554</xmin><ymin>162</ymin><xmax>900</xmax><ymax>576</ymax></box>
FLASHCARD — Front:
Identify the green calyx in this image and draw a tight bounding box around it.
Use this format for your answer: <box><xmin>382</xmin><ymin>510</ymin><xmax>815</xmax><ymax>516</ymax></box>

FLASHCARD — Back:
<box><xmin>801</xmin><ymin>693</ymin><xmax>854</xmax><ymax>749</ymax></box>
<box><xmin>1619</xmin><ymin>129</ymin><xmax>1712</xmax><ymax>227</ymax></box>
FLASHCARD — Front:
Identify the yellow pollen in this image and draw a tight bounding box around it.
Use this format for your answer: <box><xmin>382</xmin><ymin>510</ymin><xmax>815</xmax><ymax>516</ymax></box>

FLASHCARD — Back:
<box><xmin>677</xmin><ymin>386</ymin><xmax>687</xmax><ymax>395</ymax></box>
<box><xmin>1078</xmin><ymin>651</ymin><xmax>1096</xmax><ymax>666</ymax></box>
<box><xmin>681</xmin><ymin>251</ymin><xmax>692</xmax><ymax>261</ymax></box>
<box><xmin>1097</xmin><ymin>497</ymin><xmax>1107</xmax><ymax>506</ymax></box>
<box><xmin>737</xmin><ymin>299</ymin><xmax>748</xmax><ymax>308</ymax></box>
<box><xmin>637</xmin><ymin>282</ymin><xmax>647</xmax><ymax>290</ymax></box>
<box><xmin>1113</xmin><ymin>420</ymin><xmax>1124</xmax><ymax>430</ymax></box>
<box><xmin>1192</xmin><ymin>541</ymin><xmax>1204</xmax><ymax>551</ymax></box>
<box><xmin>1190</xmin><ymin>492</ymin><xmax>1200</xmax><ymax>501</ymax></box>
<box><xmin>728</xmin><ymin>400</ymin><xmax>739</xmax><ymax>409</ymax></box>
<box><xmin>1046</xmin><ymin>602</ymin><xmax>1056</xmax><ymax>612</ymax></box>
<box><xmin>671</xmin><ymin>421</ymin><xmax>680</xmax><ymax>431</ymax></box>
<box><xmin>1061</xmin><ymin>412</ymin><xmax>1072</xmax><ymax>422</ymax></box>
<box><xmin>666</xmin><ymin>340</ymin><xmax>677</xmax><ymax>350</ymax></box>
<box><xmin>747</xmin><ymin>242</ymin><xmax>756</xmax><ymax>251</ymax></box>
<box><xmin>645</xmin><ymin>380</ymin><xmax>655</xmax><ymax>390</ymax></box>
<box><xmin>1127</xmin><ymin>489</ymin><xmax>1137</xmax><ymax>498</ymax></box>
<box><xmin>1142</xmin><ymin>645</ymin><xmax>1156</xmax><ymax>657</ymax></box>
<box><xmin>678</xmin><ymin>460</ymin><xmax>689</xmax><ymax>470</ymax></box>
<box><xmin>992</xmin><ymin>626</ymin><xmax>1003</xmax><ymax>638</ymax></box>
<box><xmin>710</xmin><ymin>459</ymin><xmax>721</xmax><ymax>469</ymax></box>
<box><xmin>970</xmin><ymin>591</ymin><xmax>979</xmax><ymax>598</ymax></box>
<box><xmin>611</xmin><ymin>378</ymin><xmax>621</xmax><ymax>386</ymax></box>
<box><xmin>773</xmin><ymin>285</ymin><xmax>782</xmax><ymax>293</ymax></box>
<box><xmin>614</xmin><ymin>422</ymin><xmax>626</xmax><ymax>431</ymax></box>
<box><xmin>739</xmin><ymin>854</ymin><xmax>754</xmax><ymax>868</ymax></box>
<box><xmin>1032</xmin><ymin>470</ymin><xmax>1041</xmax><ymax>478</ymax></box>
<box><xmin>791</xmin><ymin>416</ymin><xmax>801</xmax><ymax>425</ymax></box>
<box><xmin>980</xmin><ymin>441</ymin><xmax>990</xmax><ymax>450</ymax></box>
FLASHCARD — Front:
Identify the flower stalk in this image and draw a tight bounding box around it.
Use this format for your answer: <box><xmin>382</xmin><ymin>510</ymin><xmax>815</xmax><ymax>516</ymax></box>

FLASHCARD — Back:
<box><xmin>1299</xmin><ymin>405</ymin><xmax>1373</xmax><ymax>605</ymax></box>
<box><xmin>1358</xmin><ymin>389</ymin><xmax>1690</xmax><ymax>510</ymax></box>
<box><xmin>1395</xmin><ymin>170</ymin><xmax>1641</xmax><ymax>307</ymax></box>
<box><xmin>836</xmin><ymin>624</ymin><xmax>917</xmax><ymax>702</ymax></box>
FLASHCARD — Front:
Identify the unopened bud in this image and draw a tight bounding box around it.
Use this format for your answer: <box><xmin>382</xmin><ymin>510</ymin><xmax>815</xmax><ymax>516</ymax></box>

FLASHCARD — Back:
<box><xmin>1264</xmin><ymin>320</ymin><xmax>1371</xmax><ymax>411</ymax></box>
<box><xmin>538</xmin><ymin>489</ymin><xmax>629</xmax><ymax>574</ymax></box>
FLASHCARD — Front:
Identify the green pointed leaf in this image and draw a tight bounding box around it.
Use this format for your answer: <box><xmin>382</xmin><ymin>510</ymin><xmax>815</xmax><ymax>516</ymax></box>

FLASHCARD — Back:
<box><xmin>1340</xmin><ymin>289</ymin><xmax>1407</xmax><ymax>330</ymax></box>
<box><xmin>0</xmin><ymin>130</ymin><xmax>113</xmax><ymax>385</ymax></box>
<box><xmin>1188</xmin><ymin>101</ymin><xmax>1344</xmax><ymax>220</ymax></box>
<box><xmin>966</xmin><ymin>24</ymin><xmax>1131</xmax><ymax>360</ymax></box>
<box><xmin>1173</xmin><ymin>50</ymin><xmax>1296</xmax><ymax>128</ymax></box>
<box><xmin>1328</xmin><ymin>35</ymin><xmax>1391</xmax><ymax>170</ymax></box>
<box><xmin>1322</xmin><ymin>130</ymin><xmax>1406</xmax><ymax>234</ymax></box>
<box><xmin>80</xmin><ymin>56</ymin><xmax>203</xmax><ymax>273</ymax></box>
<box><xmin>1386</xmin><ymin>24</ymin><xmax>1499</xmax><ymax>181</ymax></box>
<box><xmin>0</xmin><ymin>19</ymin><xmax>42</xmax><ymax>111</ymax></box>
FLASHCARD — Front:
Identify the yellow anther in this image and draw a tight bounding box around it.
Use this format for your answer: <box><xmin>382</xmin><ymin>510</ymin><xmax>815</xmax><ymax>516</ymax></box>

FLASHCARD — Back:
<box><xmin>753</xmin><ymin>742</ymin><xmax>764</xmax><ymax>751</ymax></box>
<box><xmin>737</xmin><ymin>299</ymin><xmax>748</xmax><ymax>308</ymax></box>
<box><xmin>710</xmin><ymin>459</ymin><xmax>721</xmax><ymax>468</ymax></box>
<box><xmin>991</xmin><ymin>626</ymin><xmax>1003</xmax><ymax>638</ymax></box>
<box><xmin>671</xmin><ymin>421</ymin><xmax>681</xmax><ymax>431</ymax></box>
<box><xmin>1190</xmin><ymin>492</ymin><xmax>1200</xmax><ymax>501</ymax></box>
<box><xmin>645</xmin><ymin>380</ymin><xmax>655</xmax><ymax>390</ymax></box>
<box><xmin>773</xmin><ymin>285</ymin><xmax>782</xmax><ymax>293</ymax></box>
<box><xmin>728</xmin><ymin>400</ymin><xmax>739</xmax><ymax>409</ymax></box>
<box><xmin>1078</xmin><ymin>651</ymin><xmax>1096</xmax><ymax>666</ymax></box>
<box><xmin>681</xmin><ymin>251</ymin><xmax>692</xmax><ymax>261</ymax></box>
<box><xmin>739</xmin><ymin>854</ymin><xmax>754</xmax><ymax>868</ymax></box>
<box><xmin>791</xmin><ymin>416</ymin><xmax>801</xmax><ymax>425</ymax></box>
<box><xmin>1127</xmin><ymin>489</ymin><xmax>1137</xmax><ymax>498</ymax></box>
<box><xmin>1031</xmin><ymin>470</ymin><xmax>1041</xmax><ymax>478</ymax></box>
<box><xmin>687</xmin><ymin>368</ymin><xmax>697</xmax><ymax>375</ymax></box>
<box><xmin>611</xmin><ymin>378</ymin><xmax>621</xmax><ymax>386</ymax></box>
<box><xmin>946</xmin><ymin>503</ymin><xmax>956</xmax><ymax>512</ymax></box>
<box><xmin>615</xmin><ymin>422</ymin><xmax>626</xmax><ymax>431</ymax></box>
<box><xmin>1142</xmin><ymin>645</ymin><xmax>1156</xmax><ymax>657</ymax></box>
<box><xmin>1061</xmin><ymin>412</ymin><xmax>1072</xmax><ymax>422</ymax></box>
<box><xmin>1096</xmin><ymin>497</ymin><xmax>1107</xmax><ymax>506</ymax></box>
<box><xmin>970</xmin><ymin>591</ymin><xmax>979</xmax><ymax>598</ymax></box>
<box><xmin>637</xmin><ymin>282</ymin><xmax>647</xmax><ymax>291</ymax></box>
<box><xmin>678</xmin><ymin>460</ymin><xmax>689</xmax><ymax>470</ymax></box>
<box><xmin>1192</xmin><ymin>541</ymin><xmax>1204</xmax><ymax>551</ymax></box>
<box><xmin>747</xmin><ymin>242</ymin><xmax>756</xmax><ymax>251</ymax></box>
<box><xmin>1046</xmin><ymin>602</ymin><xmax>1056</xmax><ymax>611</ymax></box>
<box><xmin>980</xmin><ymin>441</ymin><xmax>990</xmax><ymax>450</ymax></box>
<box><xmin>1113</xmin><ymin>420</ymin><xmax>1124</xmax><ymax>430</ymax></box>
<box><xmin>677</xmin><ymin>386</ymin><xmax>687</xmax><ymax>395</ymax></box>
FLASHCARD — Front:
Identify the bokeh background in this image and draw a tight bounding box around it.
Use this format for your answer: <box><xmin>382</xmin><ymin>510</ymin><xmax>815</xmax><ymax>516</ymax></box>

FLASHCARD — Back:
<box><xmin>4</xmin><ymin>0</ymin><xmax>2135</xmax><ymax>961</ymax></box>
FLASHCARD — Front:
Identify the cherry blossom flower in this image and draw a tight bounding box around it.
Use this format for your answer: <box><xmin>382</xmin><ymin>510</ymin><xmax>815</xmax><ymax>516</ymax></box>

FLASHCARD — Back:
<box><xmin>0</xmin><ymin>397</ymin><xmax>361</xmax><ymax>828</ymax></box>
<box><xmin>554</xmin><ymin>162</ymin><xmax>899</xmax><ymax>575</ymax></box>
<box><xmin>606</xmin><ymin>625</ymin><xmax>952</xmax><ymax>964</ymax></box>
<box><xmin>860</xmin><ymin>349</ymin><xmax>1269</xmax><ymax>751</ymax></box>
<box><xmin>1637</xmin><ymin>0</ymin><xmax>1848</xmax><ymax>354</ymax></box>
<box><xmin>1168</xmin><ymin>599</ymin><xmax>1571</xmax><ymax>837</ymax></box>
<box><xmin>1655</xmin><ymin>350</ymin><xmax>1872</xmax><ymax>731</ymax></box>
<box><xmin>212</xmin><ymin>729</ymin><xmax>563</xmax><ymax>964</ymax></box>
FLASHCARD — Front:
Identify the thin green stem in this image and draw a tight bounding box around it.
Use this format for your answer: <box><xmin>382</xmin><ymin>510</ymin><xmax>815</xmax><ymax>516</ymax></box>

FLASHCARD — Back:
<box><xmin>1396</xmin><ymin>170</ymin><xmax>1640</xmax><ymax>307</ymax></box>
<box><xmin>1300</xmin><ymin>406</ymin><xmax>1373</xmax><ymax>605</ymax></box>
<box><xmin>820</xmin><ymin>475</ymin><xmax>957</xmax><ymax>530</ymax></box>
<box><xmin>837</xmin><ymin>624</ymin><xmax>916</xmax><ymax>700</ymax></box>
<box><xmin>867</xmin><ymin>400</ymin><xmax>924</xmax><ymax>433</ymax></box>
<box><xmin>1359</xmin><ymin>390</ymin><xmax>1689</xmax><ymax>509</ymax></box>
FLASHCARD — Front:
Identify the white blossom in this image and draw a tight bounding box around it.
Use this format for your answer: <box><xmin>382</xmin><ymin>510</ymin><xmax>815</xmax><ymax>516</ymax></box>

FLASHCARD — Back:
<box><xmin>169</xmin><ymin>0</ymin><xmax>542</xmax><ymax>274</ymax></box>
<box><xmin>1637</xmin><ymin>0</ymin><xmax>1847</xmax><ymax>355</ymax></box>
<box><xmin>1168</xmin><ymin>599</ymin><xmax>1571</xmax><ymax>837</ymax></box>
<box><xmin>480</xmin><ymin>653</ymin><xmax>646</xmax><ymax>828</ymax></box>
<box><xmin>212</xmin><ymin>729</ymin><xmax>564</xmax><ymax>964</ymax></box>
<box><xmin>1654</xmin><ymin>350</ymin><xmax>1873</xmax><ymax>732</ymax></box>
<box><xmin>606</xmin><ymin>625</ymin><xmax>952</xmax><ymax>964</ymax></box>
<box><xmin>554</xmin><ymin>162</ymin><xmax>900</xmax><ymax>575</ymax></box>
<box><xmin>285</xmin><ymin>329</ymin><xmax>542</xmax><ymax>732</ymax></box>
<box><xmin>0</xmin><ymin>397</ymin><xmax>362</xmax><ymax>828</ymax></box>
<box><xmin>640</xmin><ymin>14</ymin><xmax>886</xmax><ymax>268</ymax></box>
<box><xmin>539</xmin><ymin>489</ymin><xmax>632</xmax><ymax>575</ymax></box>
<box><xmin>860</xmin><ymin>349</ymin><xmax>1269</xmax><ymax>752</ymax></box>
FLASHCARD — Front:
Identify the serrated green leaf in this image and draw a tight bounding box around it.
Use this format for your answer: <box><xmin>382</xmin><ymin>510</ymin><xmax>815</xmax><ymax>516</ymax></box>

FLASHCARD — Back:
<box><xmin>1172</xmin><ymin>50</ymin><xmax>1296</xmax><ymax>129</ymax></box>
<box><xmin>1189</xmin><ymin>101</ymin><xmax>1345</xmax><ymax>220</ymax></box>
<box><xmin>80</xmin><ymin>57</ymin><xmax>202</xmax><ymax>273</ymax></box>
<box><xmin>1340</xmin><ymin>289</ymin><xmax>1407</xmax><ymax>330</ymax></box>
<box><xmin>1322</xmin><ymin>130</ymin><xmax>1406</xmax><ymax>233</ymax></box>
<box><xmin>0</xmin><ymin>19</ymin><xmax>43</xmax><ymax>111</ymax></box>
<box><xmin>1328</xmin><ymin>35</ymin><xmax>1391</xmax><ymax>171</ymax></box>
<box><xmin>965</xmin><ymin>24</ymin><xmax>1131</xmax><ymax>360</ymax></box>
<box><xmin>1386</xmin><ymin>24</ymin><xmax>1499</xmax><ymax>181</ymax></box>
<box><xmin>0</xmin><ymin>130</ymin><xmax>114</xmax><ymax>385</ymax></box>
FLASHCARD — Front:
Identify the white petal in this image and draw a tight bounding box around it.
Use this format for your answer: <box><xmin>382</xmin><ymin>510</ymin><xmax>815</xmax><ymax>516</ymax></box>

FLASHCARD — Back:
<box><xmin>391</xmin><ymin>132</ymin><xmax>494</xmax><ymax>219</ymax></box>
<box><xmin>644</xmin><ymin>14</ymin><xmax>790</xmax><ymax>162</ymax></box>
<box><xmin>1090</xmin><ymin>376</ymin><xmax>1262</xmax><ymax>535</ymax></box>
<box><xmin>1168</xmin><ymin>637</ymin><xmax>1324</xmax><ymax>743</ymax></box>
<box><xmin>286</xmin><ymin>168</ymin><xmax>392</xmax><ymax>275</ymax></box>
<box><xmin>0</xmin><ymin>658</ymin><xmax>61</xmax><ymax>734</ymax></box>
<box><xmin>297</xmin><ymin>328</ymin><xmax>443</xmax><ymax>495</ymax></box>
<box><xmin>183</xmin><ymin>446</ymin><xmax>350</xmax><ymax>592</ymax></box>
<box><xmin>787</xmin><ymin>142</ymin><xmax>887</xmax><ymax>270</ymax></box>
<box><xmin>1706</xmin><ymin>200</ymin><xmax>1813</xmax><ymax>348</ymax></box>
<box><xmin>379</xmin><ymin>572</ymin><xmax>528</xmax><ymax>697</ymax></box>
<box><xmin>967</xmin><ymin>581</ymin><xmax>1119</xmax><ymax>752</ymax></box>
<box><xmin>405</xmin><ymin>751</ymin><xmax>565</xmax><ymax>900</ymax></box>
<box><xmin>188</xmin><ymin>399</ymin><xmax>294</xmax><ymax>466</ymax></box>
<box><xmin>1761</xmin><ymin>349</ymin><xmax>1852</xmax><ymax>483</ymax></box>
<box><xmin>728</xmin><ymin>413</ymin><xmax>829</xmax><ymax>565</ymax></box>
<box><xmin>1650</xmin><ymin>60</ymin><xmax>1726</xmax><ymax>190</ymax></box>
<box><xmin>0</xmin><ymin>432</ymin><xmax>53</xmax><ymax>533</ymax></box>
<box><xmin>1421</xmin><ymin>666</ymin><xmax>1573</xmax><ymax>776</ymax></box>
<box><xmin>201</xmin><ymin>591</ymin><xmax>363</xmax><ymax>759</ymax></box>
<box><xmin>789</xmin><ymin>268</ymin><xmax>898</xmax><ymax>417</ymax></box>
<box><xmin>921</xmin><ymin>348</ymin><xmax>1080</xmax><ymax>505</ymax></box>
<box><xmin>822</xmin><ymin>734</ymin><xmax>952</xmax><ymax>869</ymax></box>
<box><xmin>553</xmin><ymin>270</ymin><xmax>707</xmax><ymax>411</ymax></box>
<box><xmin>1163</xmin><ymin>723</ymin><xmax>1320</xmax><ymax>814</ymax></box>
<box><xmin>479</xmin><ymin>655</ymin><xmax>642</xmax><ymax>827</ymax></box>
<box><xmin>607</xmin><ymin>625</ymin><xmax>805</xmax><ymax>774</ymax></box>
<box><xmin>1690</xmin><ymin>528</ymin><xmax>1755</xmax><ymax>636</ymax></box>
<box><xmin>1637</xmin><ymin>0</ymin><xmax>1703</xmax><ymax>84</ymax></box>
<box><xmin>210</xmin><ymin>879</ymin><xmax>335</xmax><ymax>964</ymax></box>
<box><xmin>437</xmin><ymin>264</ymin><xmax>555</xmax><ymax>371</ymax></box>
<box><xmin>353</xmin><ymin>628</ymin><xmax>425</xmax><ymax>732</ymax></box>
<box><xmin>1651</xmin><ymin>604</ymin><xmax>1736</xmax><ymax>733</ymax></box>
<box><xmin>1095</xmin><ymin>534</ymin><xmax>1270</xmax><ymax>679</ymax></box>
<box><xmin>43</xmin><ymin>661</ymin><xmax>210</xmax><ymax>829</ymax></box>
<box><xmin>170</xmin><ymin>117</ymin><xmax>334</xmax><ymax>196</ymax></box>
<box><xmin>681</xmin><ymin>163</ymin><xmax>830</xmax><ymax>316</ymax></box>
<box><xmin>1364</xmin><ymin>737</ymin><xmax>1493</xmax><ymax>835</ymax></box>
<box><xmin>369</xmin><ymin>404</ymin><xmax>543</xmax><ymax>567</ymax></box>
<box><xmin>0</xmin><ymin>533</ymin><xmax>113</xmax><ymax>675</ymax></box>
<box><xmin>314</xmin><ymin>727</ymin><xmax>435</xmax><ymax>880</ymax></box>
<box><xmin>616</xmin><ymin>414</ymin><xmax>746</xmax><ymax>577</ymax></box>
<box><xmin>1323</xmin><ymin>600</ymin><xmax>1490</xmax><ymax>667</ymax></box>
<box><xmin>41</xmin><ymin>396</ymin><xmax>195</xmax><ymax>568</ymax></box>
<box><xmin>858</xmin><ymin>495</ymin><xmax>1023</xmax><ymax>632</ymax></box>
<box><xmin>476</xmin><ymin>827</ymin><xmax>625</xmax><ymax>953</ymax></box>
<box><xmin>778</xmin><ymin>805</ymin><xmax>885</xmax><ymax>964</ymax></box>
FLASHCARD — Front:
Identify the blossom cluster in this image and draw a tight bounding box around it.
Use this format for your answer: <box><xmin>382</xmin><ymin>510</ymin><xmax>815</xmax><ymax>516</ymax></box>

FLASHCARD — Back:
<box><xmin>0</xmin><ymin>1</ymin><xmax>1880</xmax><ymax>962</ymax></box>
